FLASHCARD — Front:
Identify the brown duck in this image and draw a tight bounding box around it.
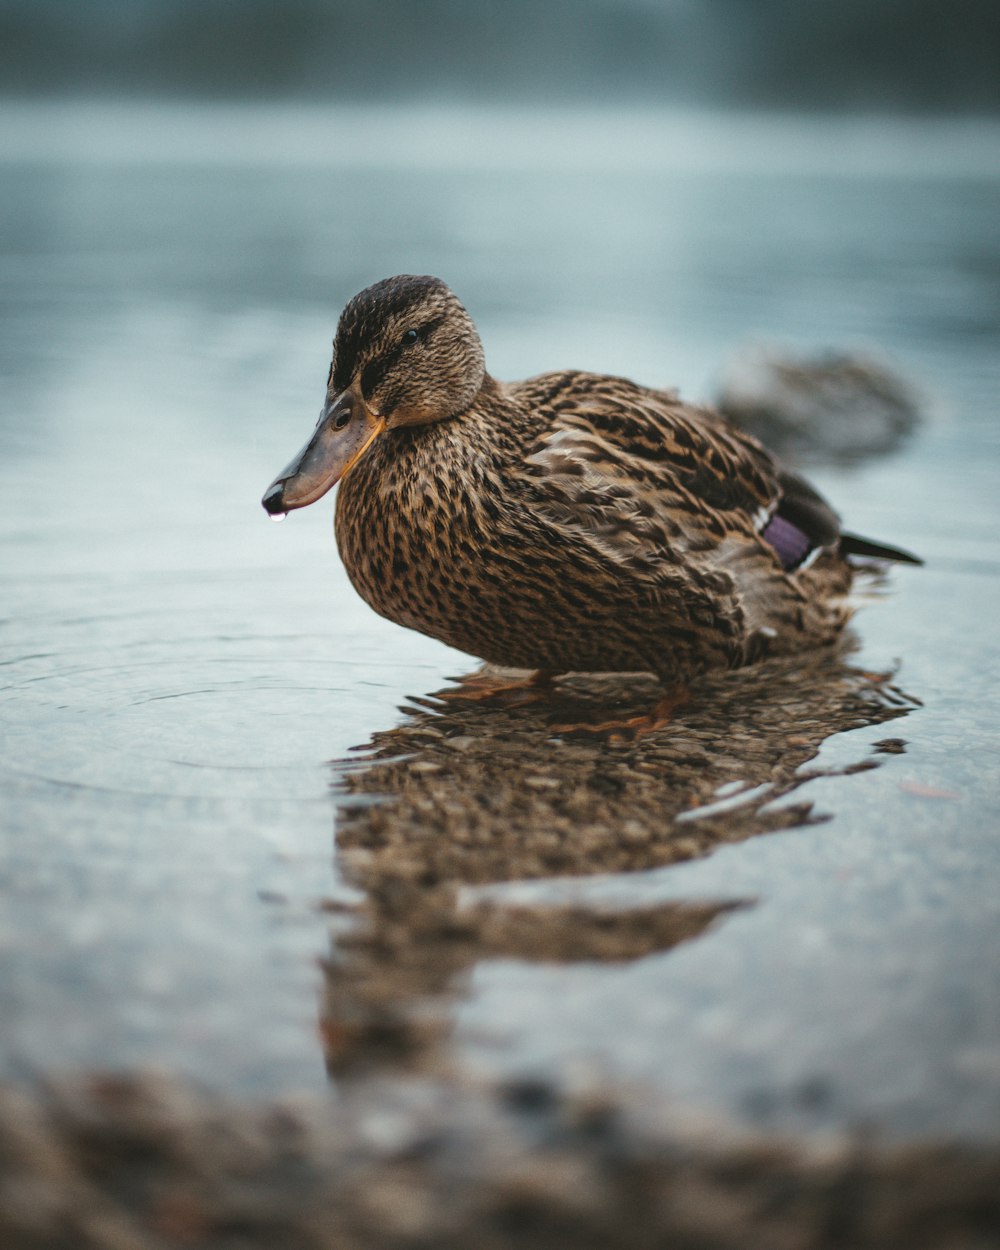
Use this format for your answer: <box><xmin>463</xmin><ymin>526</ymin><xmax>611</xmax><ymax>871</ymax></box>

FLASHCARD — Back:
<box><xmin>262</xmin><ymin>275</ymin><xmax>918</xmax><ymax>725</ymax></box>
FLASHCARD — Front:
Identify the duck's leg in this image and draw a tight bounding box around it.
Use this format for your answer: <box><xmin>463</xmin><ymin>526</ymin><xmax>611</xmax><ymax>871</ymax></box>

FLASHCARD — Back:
<box><xmin>435</xmin><ymin>669</ymin><xmax>555</xmax><ymax>705</ymax></box>
<box><xmin>550</xmin><ymin>685</ymin><xmax>690</xmax><ymax>743</ymax></box>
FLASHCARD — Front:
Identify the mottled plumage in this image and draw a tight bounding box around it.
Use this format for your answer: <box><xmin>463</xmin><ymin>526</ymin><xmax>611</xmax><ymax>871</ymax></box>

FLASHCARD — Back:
<box><xmin>263</xmin><ymin>275</ymin><xmax>919</xmax><ymax>687</ymax></box>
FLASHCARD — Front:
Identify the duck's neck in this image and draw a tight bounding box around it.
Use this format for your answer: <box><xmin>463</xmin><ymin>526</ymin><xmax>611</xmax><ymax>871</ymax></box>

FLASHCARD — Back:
<box><xmin>431</xmin><ymin>370</ymin><xmax>505</xmax><ymax>426</ymax></box>
<box><xmin>397</xmin><ymin>372</ymin><xmax>520</xmax><ymax>448</ymax></box>
<box><xmin>345</xmin><ymin>373</ymin><xmax>527</xmax><ymax>519</ymax></box>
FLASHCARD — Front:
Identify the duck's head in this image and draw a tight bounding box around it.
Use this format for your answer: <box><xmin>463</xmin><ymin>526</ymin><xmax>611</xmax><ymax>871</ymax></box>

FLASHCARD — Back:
<box><xmin>262</xmin><ymin>275</ymin><xmax>484</xmax><ymax>515</ymax></box>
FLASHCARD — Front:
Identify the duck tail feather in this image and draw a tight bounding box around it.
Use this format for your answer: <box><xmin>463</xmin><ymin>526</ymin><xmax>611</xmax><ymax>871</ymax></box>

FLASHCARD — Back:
<box><xmin>840</xmin><ymin>532</ymin><xmax>923</xmax><ymax>566</ymax></box>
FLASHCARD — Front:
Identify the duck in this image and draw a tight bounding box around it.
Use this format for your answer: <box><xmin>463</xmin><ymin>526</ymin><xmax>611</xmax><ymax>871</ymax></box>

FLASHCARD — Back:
<box><xmin>262</xmin><ymin>275</ymin><xmax>919</xmax><ymax>726</ymax></box>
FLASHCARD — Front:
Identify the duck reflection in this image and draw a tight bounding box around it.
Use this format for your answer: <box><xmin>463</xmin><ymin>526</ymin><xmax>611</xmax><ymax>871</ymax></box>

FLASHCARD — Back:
<box><xmin>321</xmin><ymin>645</ymin><xmax>917</xmax><ymax>1077</ymax></box>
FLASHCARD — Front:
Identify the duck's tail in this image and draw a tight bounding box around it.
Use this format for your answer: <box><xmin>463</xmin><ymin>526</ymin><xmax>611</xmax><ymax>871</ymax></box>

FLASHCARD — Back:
<box><xmin>840</xmin><ymin>532</ymin><xmax>923</xmax><ymax>566</ymax></box>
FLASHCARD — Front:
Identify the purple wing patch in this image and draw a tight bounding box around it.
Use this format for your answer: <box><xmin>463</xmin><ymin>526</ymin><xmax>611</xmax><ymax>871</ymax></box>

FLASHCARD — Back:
<box><xmin>762</xmin><ymin>513</ymin><xmax>812</xmax><ymax>571</ymax></box>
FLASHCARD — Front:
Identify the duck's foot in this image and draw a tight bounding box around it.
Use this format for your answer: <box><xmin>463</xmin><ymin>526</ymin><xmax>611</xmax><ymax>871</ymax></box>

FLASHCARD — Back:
<box><xmin>851</xmin><ymin>666</ymin><xmax>922</xmax><ymax>709</ymax></box>
<box><xmin>434</xmin><ymin>669</ymin><xmax>554</xmax><ymax>706</ymax></box>
<box><xmin>550</xmin><ymin>685</ymin><xmax>690</xmax><ymax>744</ymax></box>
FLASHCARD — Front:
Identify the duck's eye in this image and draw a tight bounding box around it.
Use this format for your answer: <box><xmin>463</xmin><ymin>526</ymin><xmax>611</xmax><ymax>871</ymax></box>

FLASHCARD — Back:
<box><xmin>402</xmin><ymin>328</ymin><xmax>419</xmax><ymax>345</ymax></box>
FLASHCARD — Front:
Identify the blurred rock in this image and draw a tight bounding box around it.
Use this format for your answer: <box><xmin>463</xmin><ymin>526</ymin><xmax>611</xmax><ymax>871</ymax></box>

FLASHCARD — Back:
<box><xmin>716</xmin><ymin>346</ymin><xmax>925</xmax><ymax>462</ymax></box>
<box><xmin>3</xmin><ymin>1071</ymin><xmax>1000</xmax><ymax>1250</ymax></box>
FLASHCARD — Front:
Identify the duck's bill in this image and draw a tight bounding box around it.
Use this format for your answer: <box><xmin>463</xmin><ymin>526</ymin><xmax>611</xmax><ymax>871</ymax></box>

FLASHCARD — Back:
<box><xmin>261</xmin><ymin>392</ymin><xmax>385</xmax><ymax>515</ymax></box>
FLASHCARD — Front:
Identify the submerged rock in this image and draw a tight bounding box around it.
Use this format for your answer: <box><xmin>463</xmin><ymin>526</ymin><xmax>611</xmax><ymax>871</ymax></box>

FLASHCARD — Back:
<box><xmin>716</xmin><ymin>346</ymin><xmax>924</xmax><ymax>462</ymax></box>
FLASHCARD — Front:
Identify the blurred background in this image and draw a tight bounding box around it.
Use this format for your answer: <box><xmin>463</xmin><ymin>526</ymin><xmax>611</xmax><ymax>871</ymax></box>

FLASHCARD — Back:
<box><xmin>1</xmin><ymin>0</ymin><xmax>999</xmax><ymax>1132</ymax></box>
<box><xmin>2</xmin><ymin>0</ymin><xmax>999</xmax><ymax>109</ymax></box>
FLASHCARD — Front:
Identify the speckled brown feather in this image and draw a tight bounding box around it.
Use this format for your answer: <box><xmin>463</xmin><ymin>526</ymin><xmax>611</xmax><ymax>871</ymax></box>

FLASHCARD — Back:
<box><xmin>325</xmin><ymin>276</ymin><xmax>854</xmax><ymax>684</ymax></box>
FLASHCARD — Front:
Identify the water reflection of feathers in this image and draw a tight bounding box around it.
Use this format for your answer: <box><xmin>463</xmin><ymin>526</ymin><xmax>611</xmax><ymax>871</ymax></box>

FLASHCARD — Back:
<box><xmin>321</xmin><ymin>646</ymin><xmax>918</xmax><ymax>1076</ymax></box>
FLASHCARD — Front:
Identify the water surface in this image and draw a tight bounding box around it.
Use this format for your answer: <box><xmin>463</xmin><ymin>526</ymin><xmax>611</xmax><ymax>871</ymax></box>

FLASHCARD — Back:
<box><xmin>1</xmin><ymin>102</ymin><xmax>998</xmax><ymax>1135</ymax></box>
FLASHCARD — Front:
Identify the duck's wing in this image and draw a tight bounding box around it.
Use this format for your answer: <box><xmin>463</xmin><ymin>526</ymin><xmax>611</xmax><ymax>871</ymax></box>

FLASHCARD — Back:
<box><xmin>515</xmin><ymin>371</ymin><xmax>841</xmax><ymax>582</ymax></box>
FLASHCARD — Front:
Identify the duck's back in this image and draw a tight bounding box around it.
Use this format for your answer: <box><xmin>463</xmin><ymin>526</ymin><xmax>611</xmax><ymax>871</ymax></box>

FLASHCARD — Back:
<box><xmin>520</xmin><ymin>370</ymin><xmax>855</xmax><ymax>666</ymax></box>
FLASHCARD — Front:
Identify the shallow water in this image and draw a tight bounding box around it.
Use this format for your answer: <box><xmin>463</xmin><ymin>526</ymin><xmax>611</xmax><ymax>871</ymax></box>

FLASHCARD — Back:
<box><xmin>1</xmin><ymin>102</ymin><xmax>999</xmax><ymax>1135</ymax></box>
